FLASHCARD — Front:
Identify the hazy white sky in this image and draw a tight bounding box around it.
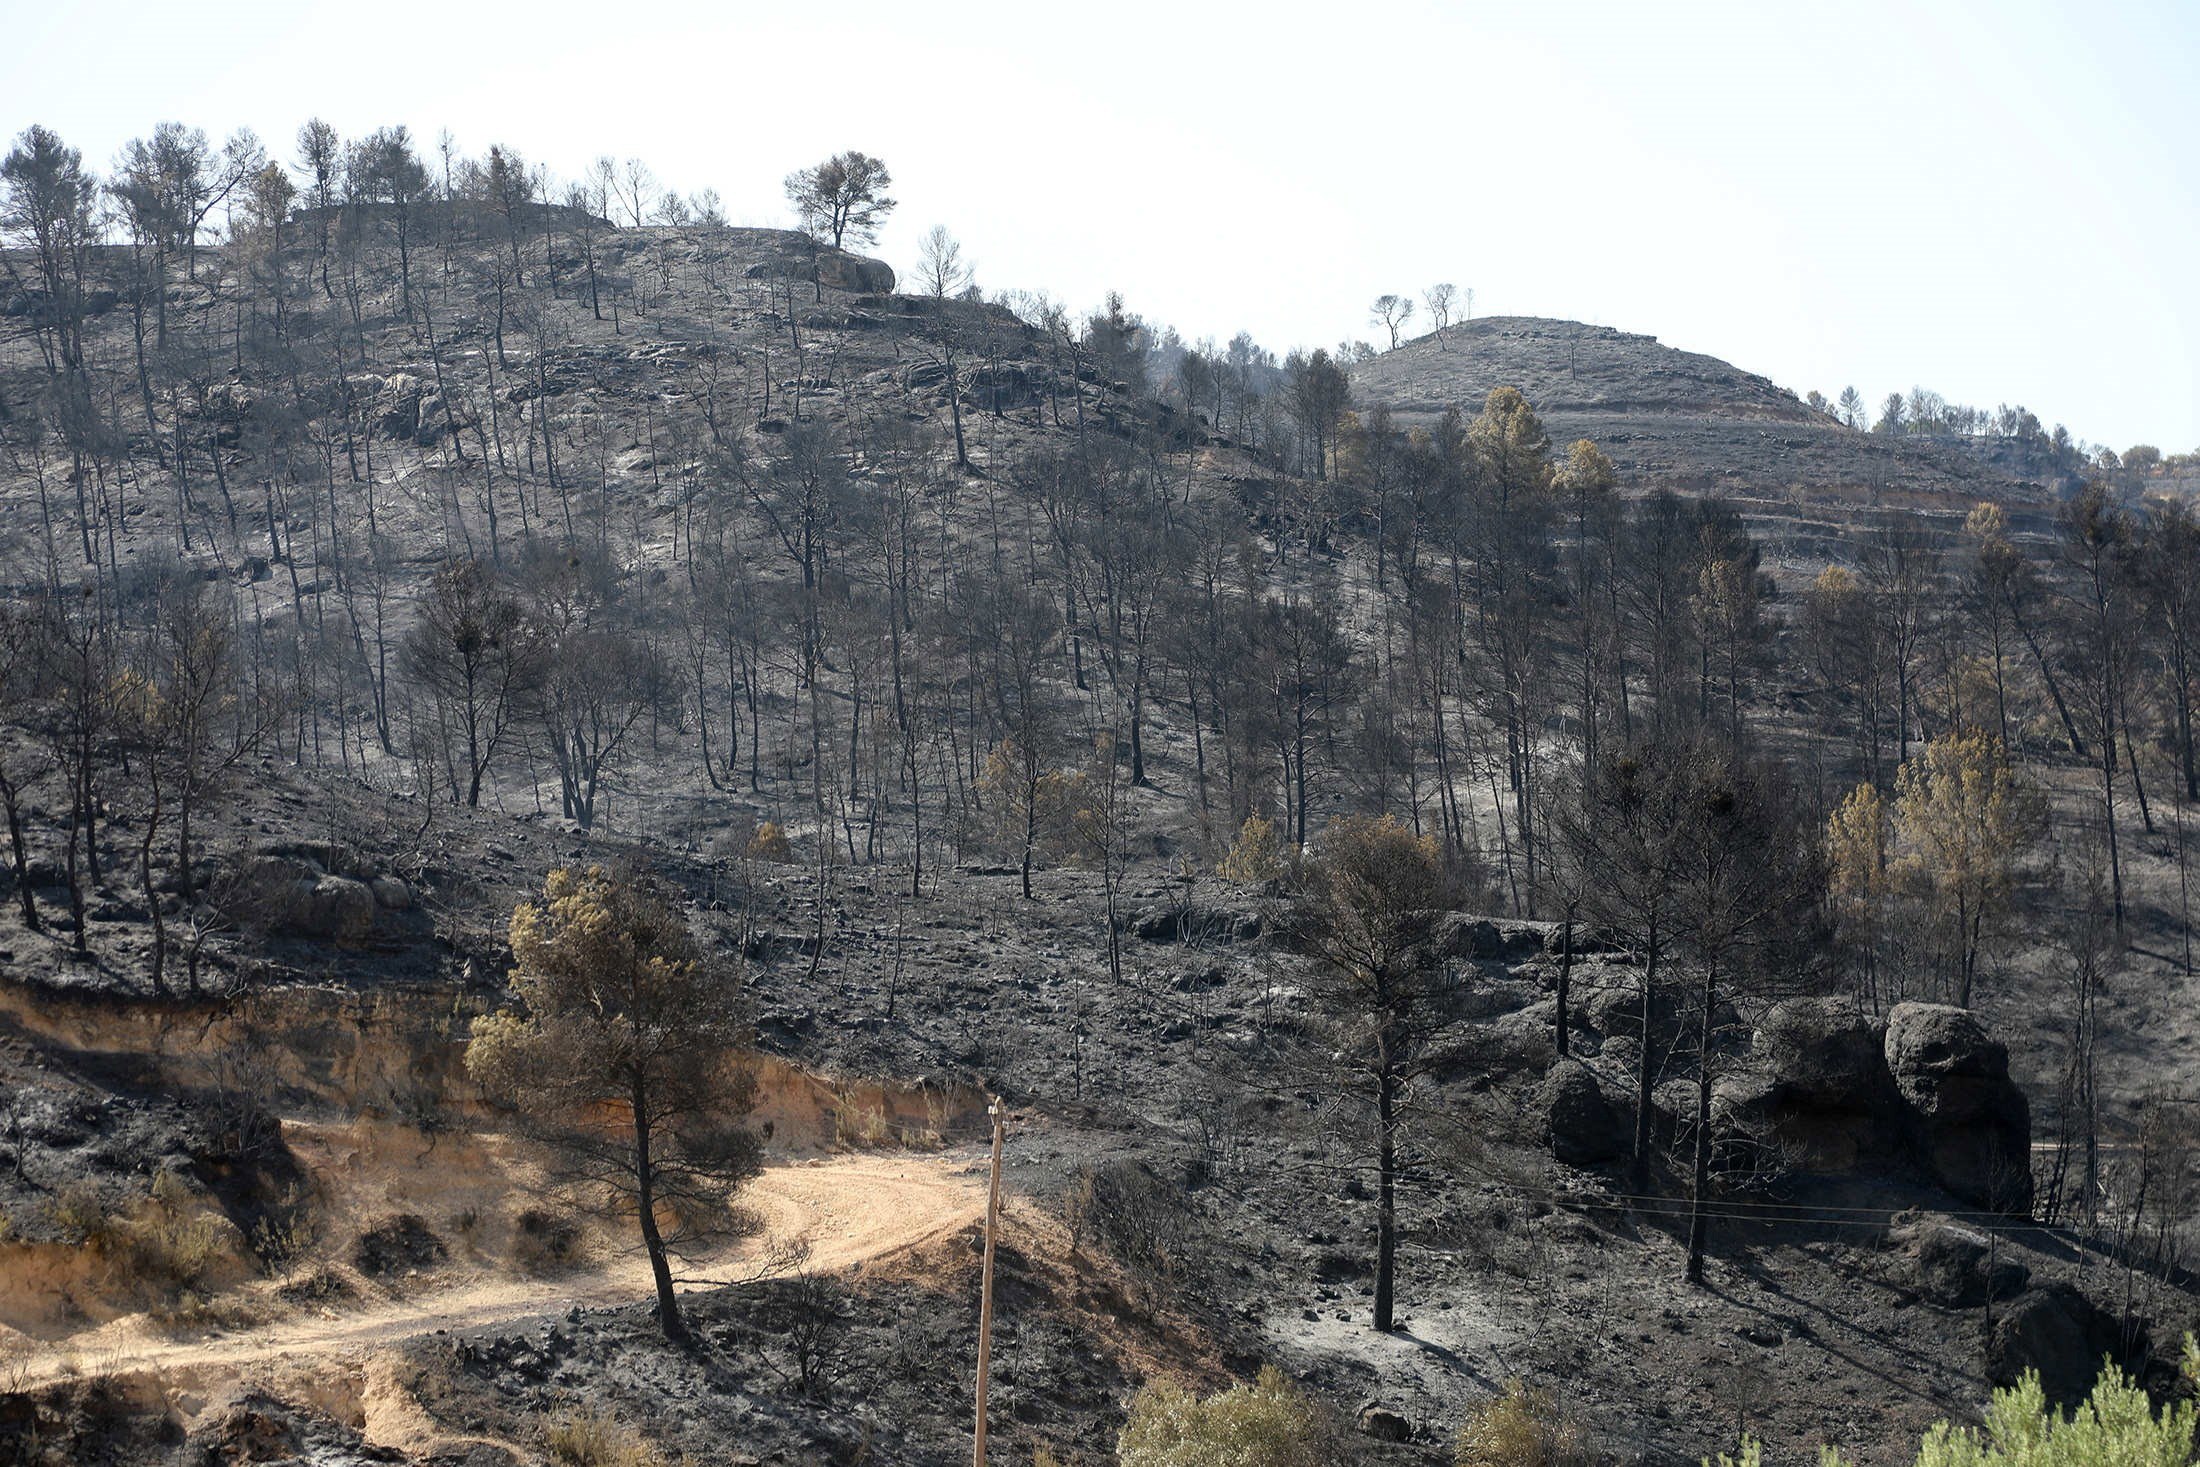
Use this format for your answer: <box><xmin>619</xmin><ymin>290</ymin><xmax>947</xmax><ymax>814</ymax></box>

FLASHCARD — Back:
<box><xmin>8</xmin><ymin>0</ymin><xmax>2197</xmax><ymax>450</ymax></box>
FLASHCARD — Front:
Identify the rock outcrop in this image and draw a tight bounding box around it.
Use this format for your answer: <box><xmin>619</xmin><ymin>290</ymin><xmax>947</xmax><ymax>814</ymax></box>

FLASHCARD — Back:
<box><xmin>1888</xmin><ymin>1211</ymin><xmax>2028</xmax><ymax>1307</ymax></box>
<box><xmin>1129</xmin><ymin>902</ymin><xmax>1261</xmax><ymax>944</ymax></box>
<box><xmin>237</xmin><ymin>849</ymin><xmax>385</xmax><ymax>944</ymax></box>
<box><xmin>1884</xmin><ymin>1003</ymin><xmax>2032</xmax><ymax>1211</ymax></box>
<box><xmin>1738</xmin><ymin>997</ymin><xmax>1903</xmax><ymax>1172</ymax></box>
<box><xmin>1985</xmin><ymin>1283</ymin><xmax>2132</xmax><ymax>1406</ymax></box>
<box><xmin>1432</xmin><ymin>914</ymin><xmax>1547</xmax><ymax>963</ymax></box>
<box><xmin>1542</xmin><ymin>1058</ymin><xmax>1624</xmax><ymax>1165</ymax></box>
<box><xmin>1543</xmin><ymin>995</ymin><xmax>2033</xmax><ymax>1212</ymax></box>
<box><xmin>295</xmin><ymin>875</ymin><xmax>376</xmax><ymax>943</ymax></box>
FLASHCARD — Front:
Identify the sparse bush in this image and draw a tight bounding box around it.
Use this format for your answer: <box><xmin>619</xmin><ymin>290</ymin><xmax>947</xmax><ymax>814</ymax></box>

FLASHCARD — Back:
<box><xmin>47</xmin><ymin>1180</ymin><xmax>125</xmax><ymax>1249</ymax></box>
<box><xmin>1063</xmin><ymin>1161</ymin><xmax>1190</xmax><ymax>1303</ymax></box>
<box><xmin>248</xmin><ymin>1185</ymin><xmax>317</xmax><ymax>1268</ymax></box>
<box><xmin>761</xmin><ymin>1271</ymin><xmax>849</xmax><ymax>1399</ymax></box>
<box><xmin>512</xmin><ymin>1207</ymin><xmax>581</xmax><ymax>1275</ymax></box>
<box><xmin>922</xmin><ymin>1090</ymin><xmax>953</xmax><ymax>1146</ymax></box>
<box><xmin>833</xmin><ymin>1098</ymin><xmax>893</xmax><ymax>1149</ymax></box>
<box><xmin>48</xmin><ymin>1172</ymin><xmax>231</xmax><ymax>1302</ymax></box>
<box><xmin>0</xmin><ymin>1336</ymin><xmax>28</xmax><ymax>1394</ymax></box>
<box><xmin>1217</xmin><ymin>814</ymin><xmax>1286</xmax><ymax>884</ymax></box>
<box><xmin>150</xmin><ymin>1287</ymin><xmax>265</xmax><ymax>1332</ymax></box>
<box><xmin>1118</xmin><ymin>1365</ymin><xmax>1325</xmax><ymax>1466</ymax></box>
<box><xmin>121</xmin><ymin>1172</ymin><xmax>229</xmax><ymax>1296</ymax></box>
<box><xmin>352</xmin><ymin>1213</ymin><xmax>447</xmax><ymax>1276</ymax></box>
<box><xmin>275</xmin><ymin>1268</ymin><xmax>353</xmax><ymax>1305</ymax></box>
<box><xmin>543</xmin><ymin>1408</ymin><xmax>672</xmax><ymax>1467</ymax></box>
<box><xmin>1062</xmin><ymin>1170</ymin><xmax>1097</xmax><ymax>1256</ymax></box>
<box><xmin>1456</xmin><ymin>1380</ymin><xmax>1588</xmax><ymax>1467</ymax></box>
<box><xmin>746</xmin><ymin>821</ymin><xmax>793</xmax><ymax>863</ymax></box>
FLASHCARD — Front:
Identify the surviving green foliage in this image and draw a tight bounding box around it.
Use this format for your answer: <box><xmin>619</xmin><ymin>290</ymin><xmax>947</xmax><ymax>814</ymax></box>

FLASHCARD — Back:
<box><xmin>1711</xmin><ymin>1337</ymin><xmax>2200</xmax><ymax>1467</ymax></box>
<box><xmin>1118</xmin><ymin>1366</ymin><xmax>1326</xmax><ymax>1467</ymax></box>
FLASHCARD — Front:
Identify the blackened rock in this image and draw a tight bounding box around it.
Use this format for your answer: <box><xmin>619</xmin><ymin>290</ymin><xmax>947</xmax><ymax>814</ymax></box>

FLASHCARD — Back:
<box><xmin>1543</xmin><ymin>1058</ymin><xmax>1623</xmax><ymax>1165</ymax></box>
<box><xmin>1890</xmin><ymin>1211</ymin><xmax>2029</xmax><ymax>1307</ymax></box>
<box><xmin>1985</xmin><ymin>1283</ymin><xmax>2133</xmax><ymax>1406</ymax></box>
<box><xmin>1885</xmin><ymin>1004</ymin><xmax>2031</xmax><ymax>1211</ymax></box>
<box><xmin>1757</xmin><ymin>997</ymin><xmax>1893</xmax><ymax>1111</ymax></box>
<box><xmin>1360</xmin><ymin>1405</ymin><xmax>1411</xmax><ymax>1442</ymax></box>
<box><xmin>1432</xmin><ymin>914</ymin><xmax>1546</xmax><ymax>962</ymax></box>
<box><xmin>353</xmin><ymin>1213</ymin><xmax>448</xmax><ymax>1276</ymax></box>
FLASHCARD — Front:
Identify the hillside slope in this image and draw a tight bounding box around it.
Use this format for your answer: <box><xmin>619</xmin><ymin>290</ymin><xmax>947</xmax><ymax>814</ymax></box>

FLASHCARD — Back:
<box><xmin>1350</xmin><ymin>317</ymin><xmax>2055</xmax><ymax>528</ymax></box>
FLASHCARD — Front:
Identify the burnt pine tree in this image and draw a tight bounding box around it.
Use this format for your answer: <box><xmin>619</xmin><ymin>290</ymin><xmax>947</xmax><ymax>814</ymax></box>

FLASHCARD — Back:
<box><xmin>1664</xmin><ymin>742</ymin><xmax>1821</xmax><ymax>1283</ymax></box>
<box><xmin>1295</xmin><ymin>815</ymin><xmax>1469</xmax><ymax>1333</ymax></box>
<box><xmin>1555</xmin><ymin>744</ymin><xmax>1698</xmax><ymax>1195</ymax></box>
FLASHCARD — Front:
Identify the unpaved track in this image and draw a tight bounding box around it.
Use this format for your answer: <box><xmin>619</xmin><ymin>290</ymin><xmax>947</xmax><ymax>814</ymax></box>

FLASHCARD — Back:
<box><xmin>16</xmin><ymin>1152</ymin><xmax>984</xmax><ymax>1389</ymax></box>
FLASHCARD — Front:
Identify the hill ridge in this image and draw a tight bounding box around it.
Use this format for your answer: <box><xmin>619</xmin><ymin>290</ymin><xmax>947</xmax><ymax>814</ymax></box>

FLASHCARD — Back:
<box><xmin>1355</xmin><ymin>313</ymin><xmax>1823</xmax><ymax>425</ymax></box>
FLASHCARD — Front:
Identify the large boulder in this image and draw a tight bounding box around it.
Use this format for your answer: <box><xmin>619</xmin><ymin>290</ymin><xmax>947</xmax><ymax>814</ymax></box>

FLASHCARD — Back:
<box><xmin>1985</xmin><ymin>1283</ymin><xmax>2132</xmax><ymax>1406</ymax></box>
<box><xmin>745</xmin><ymin>245</ymin><xmax>896</xmax><ymax>294</ymax></box>
<box><xmin>819</xmin><ymin>251</ymin><xmax>895</xmax><ymax>293</ymax></box>
<box><xmin>1543</xmin><ymin>1059</ymin><xmax>1623</xmax><ymax>1165</ymax></box>
<box><xmin>1432</xmin><ymin>914</ymin><xmax>1546</xmax><ymax>963</ymax></box>
<box><xmin>1746</xmin><ymin>997</ymin><xmax>1905</xmax><ymax>1172</ymax></box>
<box><xmin>1481</xmin><ymin>1002</ymin><xmax>1558</xmax><ymax>1076</ymax></box>
<box><xmin>237</xmin><ymin>855</ymin><xmax>376</xmax><ymax>942</ymax></box>
<box><xmin>1581</xmin><ymin>978</ymin><xmax>1680</xmax><ymax>1045</ymax></box>
<box><xmin>1757</xmin><ymin>998</ymin><xmax>1893</xmax><ymax>1110</ymax></box>
<box><xmin>1885</xmin><ymin>1004</ymin><xmax>2031</xmax><ymax>1211</ymax></box>
<box><xmin>372</xmin><ymin>372</ymin><xmax>424</xmax><ymax>437</ymax></box>
<box><xmin>238</xmin><ymin>853</ymin><xmax>316</xmax><ymax>915</ymax></box>
<box><xmin>962</xmin><ymin>362</ymin><xmax>1043</xmax><ymax>411</ymax></box>
<box><xmin>1889</xmin><ymin>1211</ymin><xmax>2028</xmax><ymax>1308</ymax></box>
<box><xmin>1130</xmin><ymin>902</ymin><xmax>1260</xmax><ymax>944</ymax></box>
<box><xmin>1359</xmin><ymin>1406</ymin><xmax>1411</xmax><ymax>1443</ymax></box>
<box><xmin>1543</xmin><ymin>923</ymin><xmax>1629</xmax><ymax>959</ymax></box>
<box><xmin>293</xmin><ymin>876</ymin><xmax>375</xmax><ymax>943</ymax></box>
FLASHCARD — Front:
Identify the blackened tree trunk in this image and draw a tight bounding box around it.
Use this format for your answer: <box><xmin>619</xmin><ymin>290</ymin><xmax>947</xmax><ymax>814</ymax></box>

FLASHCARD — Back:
<box><xmin>1374</xmin><ymin>1034</ymin><xmax>1399</xmax><ymax>1332</ymax></box>
<box><xmin>1633</xmin><ymin>938</ymin><xmax>1660</xmax><ymax>1196</ymax></box>
<box><xmin>631</xmin><ymin>1079</ymin><xmax>690</xmax><ymax>1347</ymax></box>
<box><xmin>1</xmin><ymin>774</ymin><xmax>36</xmax><ymax>931</ymax></box>
<box><xmin>1554</xmin><ymin>914</ymin><xmax>1574</xmax><ymax>1058</ymax></box>
<box><xmin>1686</xmin><ymin>958</ymin><xmax>1718</xmax><ymax>1284</ymax></box>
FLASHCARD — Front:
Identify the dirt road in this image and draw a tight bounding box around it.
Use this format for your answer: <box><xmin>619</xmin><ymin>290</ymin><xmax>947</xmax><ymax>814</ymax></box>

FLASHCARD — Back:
<box><xmin>12</xmin><ymin>1151</ymin><xmax>985</xmax><ymax>1389</ymax></box>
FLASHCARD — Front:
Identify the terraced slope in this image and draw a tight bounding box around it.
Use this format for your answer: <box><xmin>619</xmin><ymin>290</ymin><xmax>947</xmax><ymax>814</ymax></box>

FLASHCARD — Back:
<box><xmin>1350</xmin><ymin>318</ymin><xmax>2058</xmax><ymax>551</ymax></box>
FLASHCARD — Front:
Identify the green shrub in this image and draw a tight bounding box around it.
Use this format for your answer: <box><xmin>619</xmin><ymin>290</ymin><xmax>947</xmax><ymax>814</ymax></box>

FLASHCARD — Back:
<box><xmin>1118</xmin><ymin>1365</ymin><xmax>1324</xmax><ymax>1467</ymax></box>
<box><xmin>1904</xmin><ymin>1354</ymin><xmax>2198</xmax><ymax>1467</ymax></box>
<box><xmin>1709</xmin><ymin>1334</ymin><xmax>2200</xmax><ymax>1467</ymax></box>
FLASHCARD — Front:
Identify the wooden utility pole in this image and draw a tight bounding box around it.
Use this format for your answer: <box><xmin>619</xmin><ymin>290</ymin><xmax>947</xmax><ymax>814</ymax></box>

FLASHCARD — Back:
<box><xmin>973</xmin><ymin>1096</ymin><xmax>1005</xmax><ymax>1467</ymax></box>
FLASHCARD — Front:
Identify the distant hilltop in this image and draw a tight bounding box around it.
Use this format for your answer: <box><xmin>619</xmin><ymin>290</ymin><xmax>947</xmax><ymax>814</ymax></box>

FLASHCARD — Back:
<box><xmin>1350</xmin><ymin>315</ymin><xmax>2073</xmax><ymax>513</ymax></box>
<box><xmin>1351</xmin><ymin>315</ymin><xmax>1823</xmax><ymax>426</ymax></box>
